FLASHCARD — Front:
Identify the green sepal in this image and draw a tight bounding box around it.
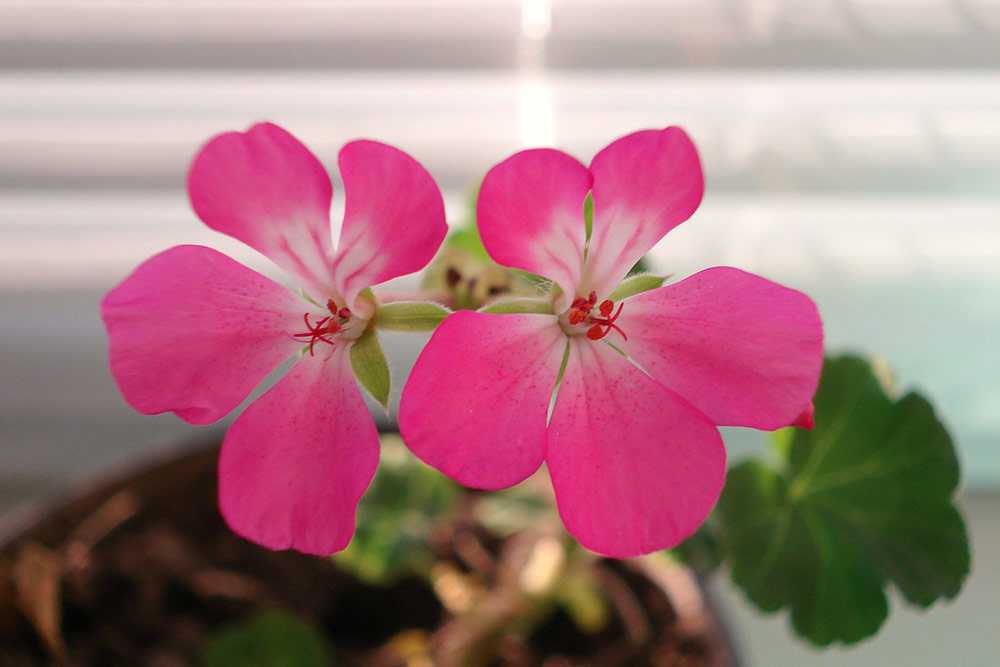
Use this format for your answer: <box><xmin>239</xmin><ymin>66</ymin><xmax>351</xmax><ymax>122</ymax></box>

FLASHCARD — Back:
<box><xmin>479</xmin><ymin>298</ymin><xmax>555</xmax><ymax>315</ymax></box>
<box><xmin>349</xmin><ymin>326</ymin><xmax>391</xmax><ymax>410</ymax></box>
<box><xmin>607</xmin><ymin>273</ymin><xmax>667</xmax><ymax>302</ymax></box>
<box><xmin>375</xmin><ymin>300</ymin><xmax>451</xmax><ymax>332</ymax></box>
<box><xmin>583</xmin><ymin>191</ymin><xmax>594</xmax><ymax>240</ymax></box>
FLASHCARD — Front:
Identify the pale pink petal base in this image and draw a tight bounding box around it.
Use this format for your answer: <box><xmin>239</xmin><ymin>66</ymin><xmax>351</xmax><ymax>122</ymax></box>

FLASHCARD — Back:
<box><xmin>400</xmin><ymin>311</ymin><xmax>566</xmax><ymax>490</ymax></box>
<box><xmin>585</xmin><ymin>127</ymin><xmax>704</xmax><ymax>298</ymax></box>
<box><xmin>620</xmin><ymin>267</ymin><xmax>823</xmax><ymax>430</ymax></box>
<box><xmin>477</xmin><ymin>149</ymin><xmax>591</xmax><ymax>310</ymax></box>
<box><xmin>547</xmin><ymin>339</ymin><xmax>726</xmax><ymax>558</ymax></box>
<box><xmin>101</xmin><ymin>245</ymin><xmax>303</xmax><ymax>425</ymax></box>
<box><xmin>188</xmin><ymin>122</ymin><xmax>337</xmax><ymax>298</ymax></box>
<box><xmin>332</xmin><ymin>140</ymin><xmax>447</xmax><ymax>315</ymax></box>
<box><xmin>219</xmin><ymin>345</ymin><xmax>379</xmax><ymax>556</ymax></box>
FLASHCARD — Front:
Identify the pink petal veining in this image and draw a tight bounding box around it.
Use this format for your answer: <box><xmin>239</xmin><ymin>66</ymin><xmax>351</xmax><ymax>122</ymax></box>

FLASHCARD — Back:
<box><xmin>101</xmin><ymin>245</ymin><xmax>302</xmax><ymax>425</ymax></box>
<box><xmin>585</xmin><ymin>127</ymin><xmax>704</xmax><ymax>298</ymax></box>
<box><xmin>477</xmin><ymin>148</ymin><xmax>592</xmax><ymax>310</ymax></box>
<box><xmin>218</xmin><ymin>344</ymin><xmax>380</xmax><ymax>556</ymax></box>
<box><xmin>332</xmin><ymin>140</ymin><xmax>447</xmax><ymax>315</ymax></box>
<box><xmin>400</xmin><ymin>311</ymin><xmax>565</xmax><ymax>490</ymax></box>
<box><xmin>619</xmin><ymin>267</ymin><xmax>823</xmax><ymax>430</ymax></box>
<box><xmin>546</xmin><ymin>339</ymin><xmax>726</xmax><ymax>558</ymax></box>
<box><xmin>187</xmin><ymin>122</ymin><xmax>336</xmax><ymax>299</ymax></box>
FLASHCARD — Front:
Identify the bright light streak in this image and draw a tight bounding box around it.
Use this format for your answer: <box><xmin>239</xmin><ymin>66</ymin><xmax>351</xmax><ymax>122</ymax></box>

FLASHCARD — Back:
<box><xmin>520</xmin><ymin>0</ymin><xmax>551</xmax><ymax>40</ymax></box>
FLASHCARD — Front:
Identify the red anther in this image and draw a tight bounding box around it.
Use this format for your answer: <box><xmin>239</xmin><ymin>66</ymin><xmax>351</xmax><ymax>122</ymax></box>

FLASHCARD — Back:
<box><xmin>567</xmin><ymin>294</ymin><xmax>628</xmax><ymax>342</ymax></box>
<box><xmin>326</xmin><ymin>298</ymin><xmax>338</xmax><ymax>313</ymax></box>
<box><xmin>610</xmin><ymin>301</ymin><xmax>623</xmax><ymax>323</ymax></box>
<box><xmin>338</xmin><ymin>307</ymin><xmax>351</xmax><ymax>319</ymax></box>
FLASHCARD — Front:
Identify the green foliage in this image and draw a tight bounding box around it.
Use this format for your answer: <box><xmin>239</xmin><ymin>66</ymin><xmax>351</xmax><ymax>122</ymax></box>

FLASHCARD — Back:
<box><xmin>717</xmin><ymin>355</ymin><xmax>969</xmax><ymax>646</ymax></box>
<box><xmin>670</xmin><ymin>522</ymin><xmax>726</xmax><ymax>576</ymax></box>
<box><xmin>554</xmin><ymin>568</ymin><xmax>610</xmax><ymax>633</ymax></box>
<box><xmin>202</xmin><ymin>609</ymin><xmax>331</xmax><ymax>667</ymax></box>
<box><xmin>445</xmin><ymin>223</ymin><xmax>491</xmax><ymax>262</ymax></box>
<box><xmin>475</xmin><ymin>485</ymin><xmax>556</xmax><ymax>537</ymax></box>
<box><xmin>349</xmin><ymin>327</ymin><xmax>390</xmax><ymax>410</ymax></box>
<box><xmin>335</xmin><ymin>436</ymin><xmax>460</xmax><ymax>583</ymax></box>
<box><xmin>376</xmin><ymin>301</ymin><xmax>451</xmax><ymax>331</ymax></box>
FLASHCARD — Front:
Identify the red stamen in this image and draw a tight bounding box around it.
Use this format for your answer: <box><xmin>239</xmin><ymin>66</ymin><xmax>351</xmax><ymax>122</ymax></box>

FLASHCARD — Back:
<box><xmin>338</xmin><ymin>307</ymin><xmax>351</xmax><ymax>319</ymax></box>
<box><xmin>569</xmin><ymin>295</ymin><xmax>628</xmax><ymax>342</ymax></box>
<box><xmin>605</xmin><ymin>322</ymin><xmax>628</xmax><ymax>341</ymax></box>
<box><xmin>291</xmin><ymin>310</ymin><xmax>345</xmax><ymax>355</ymax></box>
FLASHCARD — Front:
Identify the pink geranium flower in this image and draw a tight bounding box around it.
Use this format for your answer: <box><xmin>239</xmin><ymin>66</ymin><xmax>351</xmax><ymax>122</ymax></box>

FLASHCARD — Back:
<box><xmin>102</xmin><ymin>123</ymin><xmax>446</xmax><ymax>555</ymax></box>
<box><xmin>399</xmin><ymin>127</ymin><xmax>823</xmax><ymax>558</ymax></box>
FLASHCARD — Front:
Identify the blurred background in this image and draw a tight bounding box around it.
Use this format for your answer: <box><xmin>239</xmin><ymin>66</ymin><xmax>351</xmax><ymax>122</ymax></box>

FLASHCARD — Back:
<box><xmin>0</xmin><ymin>1</ymin><xmax>997</xmax><ymax>664</ymax></box>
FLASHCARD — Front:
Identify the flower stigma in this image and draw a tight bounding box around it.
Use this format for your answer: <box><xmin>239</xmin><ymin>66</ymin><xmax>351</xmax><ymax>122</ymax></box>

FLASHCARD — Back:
<box><xmin>292</xmin><ymin>298</ymin><xmax>363</xmax><ymax>355</ymax></box>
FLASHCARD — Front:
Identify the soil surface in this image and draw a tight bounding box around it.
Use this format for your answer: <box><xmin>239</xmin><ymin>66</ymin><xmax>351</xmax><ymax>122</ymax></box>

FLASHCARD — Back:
<box><xmin>0</xmin><ymin>442</ymin><xmax>728</xmax><ymax>666</ymax></box>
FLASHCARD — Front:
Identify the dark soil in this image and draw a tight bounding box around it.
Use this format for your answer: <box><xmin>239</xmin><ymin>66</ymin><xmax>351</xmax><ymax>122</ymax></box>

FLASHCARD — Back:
<box><xmin>0</xmin><ymin>441</ymin><xmax>731</xmax><ymax>666</ymax></box>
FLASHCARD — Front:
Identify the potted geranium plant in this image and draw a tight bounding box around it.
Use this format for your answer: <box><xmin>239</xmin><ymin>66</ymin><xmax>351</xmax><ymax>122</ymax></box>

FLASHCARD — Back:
<box><xmin>0</xmin><ymin>123</ymin><xmax>968</xmax><ymax>666</ymax></box>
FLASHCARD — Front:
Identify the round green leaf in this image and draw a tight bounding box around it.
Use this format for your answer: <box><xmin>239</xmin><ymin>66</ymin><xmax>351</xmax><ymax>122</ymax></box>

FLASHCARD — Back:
<box><xmin>718</xmin><ymin>355</ymin><xmax>970</xmax><ymax>646</ymax></box>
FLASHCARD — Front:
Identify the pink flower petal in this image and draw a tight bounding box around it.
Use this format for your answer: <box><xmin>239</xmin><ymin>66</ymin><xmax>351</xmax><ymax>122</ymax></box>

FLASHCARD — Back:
<box><xmin>585</xmin><ymin>127</ymin><xmax>704</xmax><ymax>298</ymax></box>
<box><xmin>547</xmin><ymin>339</ymin><xmax>726</xmax><ymax>558</ymax></box>
<box><xmin>399</xmin><ymin>311</ymin><xmax>566</xmax><ymax>490</ymax></box>
<box><xmin>101</xmin><ymin>245</ymin><xmax>303</xmax><ymax>425</ymax></box>
<box><xmin>332</xmin><ymin>140</ymin><xmax>447</xmax><ymax>315</ymax></box>
<box><xmin>218</xmin><ymin>344</ymin><xmax>379</xmax><ymax>556</ymax></box>
<box><xmin>793</xmin><ymin>402</ymin><xmax>816</xmax><ymax>429</ymax></box>
<box><xmin>619</xmin><ymin>267</ymin><xmax>824</xmax><ymax>430</ymax></box>
<box><xmin>188</xmin><ymin>122</ymin><xmax>337</xmax><ymax>298</ymax></box>
<box><xmin>477</xmin><ymin>149</ymin><xmax>591</xmax><ymax>310</ymax></box>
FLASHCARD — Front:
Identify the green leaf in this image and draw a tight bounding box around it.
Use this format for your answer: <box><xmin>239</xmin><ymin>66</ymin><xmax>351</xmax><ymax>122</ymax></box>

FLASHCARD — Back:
<box><xmin>669</xmin><ymin>521</ymin><xmax>726</xmax><ymax>575</ymax></box>
<box><xmin>583</xmin><ymin>192</ymin><xmax>594</xmax><ymax>240</ymax></box>
<box><xmin>202</xmin><ymin>609</ymin><xmax>331</xmax><ymax>667</ymax></box>
<box><xmin>479</xmin><ymin>298</ymin><xmax>555</xmax><ymax>315</ymax></box>
<box><xmin>718</xmin><ymin>355</ymin><xmax>969</xmax><ymax>646</ymax></box>
<box><xmin>606</xmin><ymin>273</ymin><xmax>666</xmax><ymax>302</ymax></box>
<box><xmin>335</xmin><ymin>435</ymin><xmax>459</xmax><ymax>583</ymax></box>
<box><xmin>375</xmin><ymin>301</ymin><xmax>451</xmax><ymax>331</ymax></box>
<box><xmin>349</xmin><ymin>327</ymin><xmax>390</xmax><ymax>410</ymax></box>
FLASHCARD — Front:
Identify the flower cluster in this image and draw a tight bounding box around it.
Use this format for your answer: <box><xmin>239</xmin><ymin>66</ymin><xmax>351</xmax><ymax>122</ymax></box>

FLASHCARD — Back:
<box><xmin>103</xmin><ymin>122</ymin><xmax>822</xmax><ymax>558</ymax></box>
